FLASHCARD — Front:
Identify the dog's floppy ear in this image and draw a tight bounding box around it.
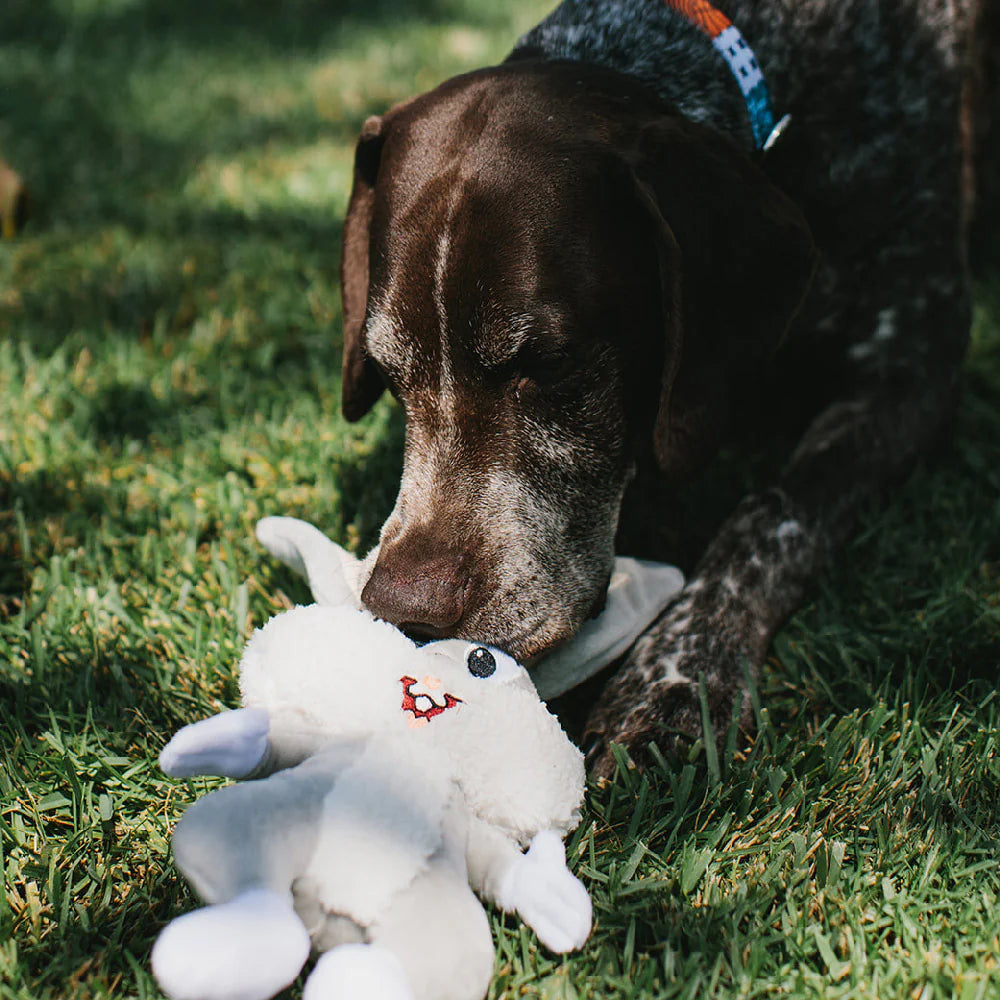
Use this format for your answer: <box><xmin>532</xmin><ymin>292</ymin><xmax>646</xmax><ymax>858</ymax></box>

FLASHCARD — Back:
<box><xmin>340</xmin><ymin>115</ymin><xmax>388</xmax><ymax>422</ymax></box>
<box><xmin>629</xmin><ymin>118</ymin><xmax>816</xmax><ymax>482</ymax></box>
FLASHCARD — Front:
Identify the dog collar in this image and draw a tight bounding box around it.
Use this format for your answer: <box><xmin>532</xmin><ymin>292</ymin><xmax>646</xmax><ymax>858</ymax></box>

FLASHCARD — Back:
<box><xmin>662</xmin><ymin>0</ymin><xmax>788</xmax><ymax>150</ymax></box>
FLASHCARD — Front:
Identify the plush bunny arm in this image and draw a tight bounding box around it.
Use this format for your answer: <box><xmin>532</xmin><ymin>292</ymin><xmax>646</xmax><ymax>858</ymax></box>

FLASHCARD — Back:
<box><xmin>467</xmin><ymin>820</ymin><xmax>591</xmax><ymax>954</ymax></box>
<box><xmin>159</xmin><ymin>709</ymin><xmax>271</xmax><ymax>779</ymax></box>
<box><xmin>256</xmin><ymin>711</ymin><xmax>349</xmax><ymax>775</ymax></box>
<box><xmin>465</xmin><ymin>816</ymin><xmax>523</xmax><ymax>904</ymax></box>
<box><xmin>496</xmin><ymin>830</ymin><xmax>592</xmax><ymax>953</ymax></box>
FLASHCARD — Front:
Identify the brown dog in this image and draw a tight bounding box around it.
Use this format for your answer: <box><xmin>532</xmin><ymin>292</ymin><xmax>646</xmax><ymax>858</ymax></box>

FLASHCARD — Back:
<box><xmin>339</xmin><ymin>0</ymin><xmax>994</xmax><ymax>775</ymax></box>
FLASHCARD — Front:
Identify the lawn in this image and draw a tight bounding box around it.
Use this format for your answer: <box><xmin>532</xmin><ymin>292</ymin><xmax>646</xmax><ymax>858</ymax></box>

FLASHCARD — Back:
<box><xmin>1</xmin><ymin>0</ymin><xmax>999</xmax><ymax>997</ymax></box>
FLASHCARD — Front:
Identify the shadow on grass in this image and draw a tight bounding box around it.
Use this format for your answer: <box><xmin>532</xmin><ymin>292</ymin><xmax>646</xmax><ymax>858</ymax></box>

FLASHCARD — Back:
<box><xmin>0</xmin><ymin>0</ymin><xmax>499</xmax><ymax>224</ymax></box>
<box><xmin>0</xmin><ymin>467</ymin><xmax>123</xmax><ymax>538</ymax></box>
<box><xmin>6</xmin><ymin>218</ymin><xmax>344</xmax><ymax>352</ymax></box>
<box><xmin>1</xmin><ymin>0</ymin><xmax>493</xmax><ymax>54</ymax></box>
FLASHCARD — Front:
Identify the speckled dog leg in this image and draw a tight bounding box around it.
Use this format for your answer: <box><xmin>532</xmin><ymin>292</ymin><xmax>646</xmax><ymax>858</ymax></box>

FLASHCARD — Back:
<box><xmin>585</xmin><ymin>259</ymin><xmax>971</xmax><ymax>778</ymax></box>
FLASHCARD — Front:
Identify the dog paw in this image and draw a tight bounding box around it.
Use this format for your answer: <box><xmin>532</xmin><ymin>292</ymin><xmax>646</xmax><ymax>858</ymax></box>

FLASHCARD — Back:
<box><xmin>583</xmin><ymin>680</ymin><xmax>699</xmax><ymax>781</ymax></box>
<box><xmin>581</xmin><ymin>595</ymin><xmax>757</xmax><ymax>781</ymax></box>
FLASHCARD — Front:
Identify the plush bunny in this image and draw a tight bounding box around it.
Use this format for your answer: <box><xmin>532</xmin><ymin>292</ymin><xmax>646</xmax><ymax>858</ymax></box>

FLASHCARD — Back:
<box><xmin>152</xmin><ymin>518</ymin><xmax>683</xmax><ymax>1000</ymax></box>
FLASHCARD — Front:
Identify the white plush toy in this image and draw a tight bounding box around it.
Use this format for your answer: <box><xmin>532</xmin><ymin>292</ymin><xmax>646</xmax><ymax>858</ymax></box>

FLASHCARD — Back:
<box><xmin>153</xmin><ymin>518</ymin><xmax>683</xmax><ymax>1000</ymax></box>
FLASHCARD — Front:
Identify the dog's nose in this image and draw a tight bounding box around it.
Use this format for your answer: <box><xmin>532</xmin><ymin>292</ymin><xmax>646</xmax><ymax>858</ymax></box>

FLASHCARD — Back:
<box><xmin>361</xmin><ymin>546</ymin><xmax>469</xmax><ymax>637</ymax></box>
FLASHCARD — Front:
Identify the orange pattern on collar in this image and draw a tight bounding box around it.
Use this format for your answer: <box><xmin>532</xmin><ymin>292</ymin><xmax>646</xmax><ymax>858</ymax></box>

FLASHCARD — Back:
<box><xmin>665</xmin><ymin>0</ymin><xmax>732</xmax><ymax>39</ymax></box>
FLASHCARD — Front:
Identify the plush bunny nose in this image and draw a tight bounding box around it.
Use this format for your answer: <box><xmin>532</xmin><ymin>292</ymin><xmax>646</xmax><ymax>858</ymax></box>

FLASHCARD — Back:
<box><xmin>361</xmin><ymin>539</ymin><xmax>469</xmax><ymax>638</ymax></box>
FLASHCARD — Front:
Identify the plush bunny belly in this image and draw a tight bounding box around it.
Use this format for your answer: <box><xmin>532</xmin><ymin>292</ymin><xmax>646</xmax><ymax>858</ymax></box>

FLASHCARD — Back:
<box><xmin>171</xmin><ymin>736</ymin><xmax>457</xmax><ymax>929</ymax></box>
<box><xmin>304</xmin><ymin>735</ymin><xmax>456</xmax><ymax>926</ymax></box>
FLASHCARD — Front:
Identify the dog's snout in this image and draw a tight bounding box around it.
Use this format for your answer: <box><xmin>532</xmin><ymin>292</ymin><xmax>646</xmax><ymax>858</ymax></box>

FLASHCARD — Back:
<box><xmin>361</xmin><ymin>544</ymin><xmax>469</xmax><ymax>637</ymax></box>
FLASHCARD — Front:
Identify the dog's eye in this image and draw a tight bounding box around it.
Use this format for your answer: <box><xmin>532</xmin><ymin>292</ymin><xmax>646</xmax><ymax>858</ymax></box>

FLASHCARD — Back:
<box><xmin>513</xmin><ymin>375</ymin><xmax>532</xmax><ymax>403</ymax></box>
<box><xmin>515</xmin><ymin>344</ymin><xmax>573</xmax><ymax>384</ymax></box>
<box><xmin>366</xmin><ymin>353</ymin><xmax>402</xmax><ymax>401</ymax></box>
<box><xmin>511</xmin><ymin>354</ymin><xmax>574</xmax><ymax>403</ymax></box>
<box><xmin>467</xmin><ymin>647</ymin><xmax>497</xmax><ymax>677</ymax></box>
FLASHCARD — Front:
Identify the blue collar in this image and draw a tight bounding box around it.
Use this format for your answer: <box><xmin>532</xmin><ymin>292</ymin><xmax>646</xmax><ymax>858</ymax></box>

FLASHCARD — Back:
<box><xmin>663</xmin><ymin>0</ymin><xmax>789</xmax><ymax>150</ymax></box>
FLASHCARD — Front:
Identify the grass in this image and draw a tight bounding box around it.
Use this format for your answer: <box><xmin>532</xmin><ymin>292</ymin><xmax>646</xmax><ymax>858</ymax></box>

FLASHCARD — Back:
<box><xmin>1</xmin><ymin>0</ymin><xmax>999</xmax><ymax>997</ymax></box>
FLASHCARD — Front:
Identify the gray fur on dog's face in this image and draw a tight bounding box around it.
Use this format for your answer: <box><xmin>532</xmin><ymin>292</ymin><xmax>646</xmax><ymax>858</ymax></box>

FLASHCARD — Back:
<box><xmin>367</xmin><ymin>361</ymin><xmax>631</xmax><ymax>660</ymax></box>
<box><xmin>348</xmin><ymin>71</ymin><xmax>660</xmax><ymax>658</ymax></box>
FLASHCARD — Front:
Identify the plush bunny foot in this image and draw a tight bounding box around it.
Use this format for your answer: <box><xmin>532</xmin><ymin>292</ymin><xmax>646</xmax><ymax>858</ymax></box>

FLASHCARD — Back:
<box><xmin>303</xmin><ymin>944</ymin><xmax>415</xmax><ymax>1000</ymax></box>
<box><xmin>152</xmin><ymin>888</ymin><xmax>310</xmax><ymax>1000</ymax></box>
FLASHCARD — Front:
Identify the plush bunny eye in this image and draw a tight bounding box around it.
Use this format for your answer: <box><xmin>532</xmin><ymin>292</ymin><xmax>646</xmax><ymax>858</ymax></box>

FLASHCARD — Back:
<box><xmin>467</xmin><ymin>647</ymin><xmax>496</xmax><ymax>678</ymax></box>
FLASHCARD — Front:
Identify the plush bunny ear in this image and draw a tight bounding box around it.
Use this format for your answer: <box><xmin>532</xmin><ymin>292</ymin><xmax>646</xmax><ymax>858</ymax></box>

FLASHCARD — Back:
<box><xmin>255</xmin><ymin>517</ymin><xmax>364</xmax><ymax>609</ymax></box>
<box><xmin>529</xmin><ymin>558</ymin><xmax>684</xmax><ymax>700</ymax></box>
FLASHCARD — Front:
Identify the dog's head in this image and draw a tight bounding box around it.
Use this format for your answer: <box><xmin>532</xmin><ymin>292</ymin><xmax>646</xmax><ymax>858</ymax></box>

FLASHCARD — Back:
<box><xmin>340</xmin><ymin>61</ymin><xmax>815</xmax><ymax>660</ymax></box>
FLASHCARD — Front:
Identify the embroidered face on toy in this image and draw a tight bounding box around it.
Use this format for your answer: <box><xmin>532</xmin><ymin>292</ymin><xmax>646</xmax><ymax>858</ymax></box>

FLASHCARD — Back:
<box><xmin>398</xmin><ymin>642</ymin><xmax>525</xmax><ymax>728</ymax></box>
<box><xmin>407</xmin><ymin>640</ymin><xmax>582</xmax><ymax>839</ymax></box>
<box><xmin>239</xmin><ymin>606</ymin><xmax>529</xmax><ymax>739</ymax></box>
